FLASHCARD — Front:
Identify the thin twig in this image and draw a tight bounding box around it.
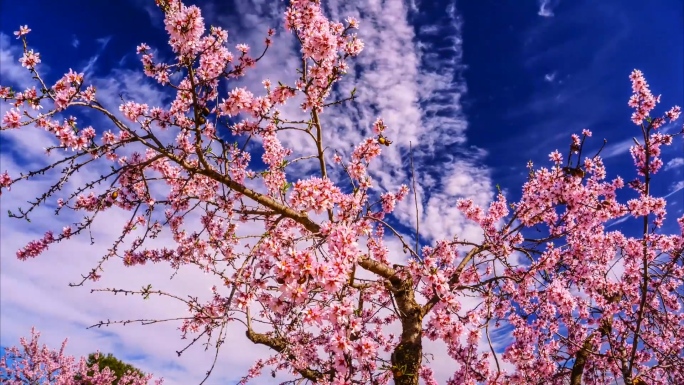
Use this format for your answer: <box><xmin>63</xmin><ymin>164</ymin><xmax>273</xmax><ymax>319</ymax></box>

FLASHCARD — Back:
<box><xmin>410</xmin><ymin>142</ymin><xmax>419</xmax><ymax>255</ymax></box>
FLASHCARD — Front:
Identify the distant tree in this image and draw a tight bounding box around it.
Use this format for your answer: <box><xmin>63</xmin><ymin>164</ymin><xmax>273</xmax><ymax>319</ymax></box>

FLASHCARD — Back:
<box><xmin>75</xmin><ymin>353</ymin><xmax>146</xmax><ymax>385</ymax></box>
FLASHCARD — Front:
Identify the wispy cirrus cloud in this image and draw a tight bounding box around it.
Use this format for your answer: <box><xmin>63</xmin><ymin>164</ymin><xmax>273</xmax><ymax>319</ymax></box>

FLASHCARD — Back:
<box><xmin>81</xmin><ymin>36</ymin><xmax>113</xmax><ymax>75</ymax></box>
<box><xmin>538</xmin><ymin>0</ymin><xmax>560</xmax><ymax>17</ymax></box>
<box><xmin>601</xmin><ymin>120</ymin><xmax>682</xmax><ymax>161</ymax></box>
<box><xmin>666</xmin><ymin>157</ymin><xmax>684</xmax><ymax>170</ymax></box>
<box><xmin>197</xmin><ymin>0</ymin><xmax>491</xmax><ymax>243</ymax></box>
<box><xmin>544</xmin><ymin>72</ymin><xmax>557</xmax><ymax>82</ymax></box>
<box><xmin>665</xmin><ymin>180</ymin><xmax>684</xmax><ymax>198</ymax></box>
<box><xmin>484</xmin><ymin>0</ymin><xmax>648</xmax><ymax>196</ymax></box>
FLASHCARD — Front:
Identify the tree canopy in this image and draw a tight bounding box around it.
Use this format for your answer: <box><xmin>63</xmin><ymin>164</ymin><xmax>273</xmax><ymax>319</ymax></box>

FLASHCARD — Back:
<box><xmin>77</xmin><ymin>353</ymin><xmax>146</xmax><ymax>385</ymax></box>
<box><xmin>0</xmin><ymin>0</ymin><xmax>682</xmax><ymax>384</ymax></box>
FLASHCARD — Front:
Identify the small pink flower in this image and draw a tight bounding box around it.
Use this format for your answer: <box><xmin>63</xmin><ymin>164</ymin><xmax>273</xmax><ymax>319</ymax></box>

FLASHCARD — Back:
<box><xmin>549</xmin><ymin>150</ymin><xmax>563</xmax><ymax>164</ymax></box>
<box><xmin>19</xmin><ymin>50</ymin><xmax>41</xmax><ymax>69</ymax></box>
<box><xmin>136</xmin><ymin>43</ymin><xmax>150</xmax><ymax>53</ymax></box>
<box><xmin>0</xmin><ymin>171</ymin><xmax>12</xmax><ymax>192</ymax></box>
<box><xmin>236</xmin><ymin>43</ymin><xmax>250</xmax><ymax>53</ymax></box>
<box><xmin>665</xmin><ymin>105</ymin><xmax>681</xmax><ymax>122</ymax></box>
<box><xmin>2</xmin><ymin>108</ymin><xmax>22</xmax><ymax>128</ymax></box>
<box><xmin>14</xmin><ymin>25</ymin><xmax>31</xmax><ymax>38</ymax></box>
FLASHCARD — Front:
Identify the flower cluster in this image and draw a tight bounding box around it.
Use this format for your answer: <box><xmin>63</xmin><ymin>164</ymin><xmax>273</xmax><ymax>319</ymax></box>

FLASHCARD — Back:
<box><xmin>290</xmin><ymin>177</ymin><xmax>341</xmax><ymax>214</ymax></box>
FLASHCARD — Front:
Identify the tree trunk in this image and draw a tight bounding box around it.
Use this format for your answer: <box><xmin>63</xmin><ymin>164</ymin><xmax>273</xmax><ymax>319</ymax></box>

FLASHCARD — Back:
<box><xmin>570</xmin><ymin>338</ymin><xmax>593</xmax><ymax>385</ymax></box>
<box><xmin>389</xmin><ymin>278</ymin><xmax>423</xmax><ymax>385</ymax></box>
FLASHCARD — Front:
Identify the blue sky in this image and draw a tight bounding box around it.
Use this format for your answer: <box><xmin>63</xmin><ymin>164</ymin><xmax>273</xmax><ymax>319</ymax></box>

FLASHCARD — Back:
<box><xmin>459</xmin><ymin>0</ymin><xmax>683</xmax><ymax>211</ymax></box>
<box><xmin>0</xmin><ymin>0</ymin><xmax>682</xmax><ymax>384</ymax></box>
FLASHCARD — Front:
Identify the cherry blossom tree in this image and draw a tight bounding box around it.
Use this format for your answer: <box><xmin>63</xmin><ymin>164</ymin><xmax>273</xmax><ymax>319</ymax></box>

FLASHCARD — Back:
<box><xmin>0</xmin><ymin>328</ymin><xmax>161</xmax><ymax>384</ymax></box>
<box><xmin>1</xmin><ymin>0</ymin><xmax>682</xmax><ymax>384</ymax></box>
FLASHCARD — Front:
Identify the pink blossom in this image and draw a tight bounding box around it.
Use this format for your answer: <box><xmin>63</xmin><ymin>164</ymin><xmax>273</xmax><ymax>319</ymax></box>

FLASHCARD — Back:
<box><xmin>218</xmin><ymin>87</ymin><xmax>254</xmax><ymax>117</ymax></box>
<box><xmin>19</xmin><ymin>50</ymin><xmax>40</xmax><ymax>69</ymax></box>
<box><xmin>2</xmin><ymin>108</ymin><xmax>22</xmax><ymax>128</ymax></box>
<box><xmin>290</xmin><ymin>177</ymin><xmax>341</xmax><ymax>214</ymax></box>
<box><xmin>13</xmin><ymin>25</ymin><xmax>30</xmax><ymax>38</ymax></box>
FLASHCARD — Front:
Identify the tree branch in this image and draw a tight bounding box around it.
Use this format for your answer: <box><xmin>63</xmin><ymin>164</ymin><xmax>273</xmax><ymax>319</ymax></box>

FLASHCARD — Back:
<box><xmin>245</xmin><ymin>329</ymin><xmax>326</xmax><ymax>382</ymax></box>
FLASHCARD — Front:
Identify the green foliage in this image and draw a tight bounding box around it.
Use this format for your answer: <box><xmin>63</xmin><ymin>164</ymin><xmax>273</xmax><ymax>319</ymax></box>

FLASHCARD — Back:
<box><xmin>75</xmin><ymin>352</ymin><xmax>146</xmax><ymax>384</ymax></box>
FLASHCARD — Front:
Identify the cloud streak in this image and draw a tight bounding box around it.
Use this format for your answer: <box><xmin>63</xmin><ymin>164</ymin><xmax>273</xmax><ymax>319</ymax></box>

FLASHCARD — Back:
<box><xmin>538</xmin><ymin>0</ymin><xmax>559</xmax><ymax>17</ymax></box>
<box><xmin>666</xmin><ymin>157</ymin><xmax>684</xmax><ymax>170</ymax></box>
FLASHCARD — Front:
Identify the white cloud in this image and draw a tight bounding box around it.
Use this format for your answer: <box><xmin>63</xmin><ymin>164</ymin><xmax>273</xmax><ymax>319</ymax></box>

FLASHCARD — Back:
<box><xmin>601</xmin><ymin>136</ymin><xmax>634</xmax><ymax>159</ymax></box>
<box><xmin>666</xmin><ymin>157</ymin><xmax>684</xmax><ymax>170</ymax></box>
<box><xmin>97</xmin><ymin>36</ymin><xmax>112</xmax><ymax>49</ymax></box>
<box><xmin>544</xmin><ymin>72</ymin><xmax>556</xmax><ymax>82</ymax></box>
<box><xmin>664</xmin><ymin>180</ymin><xmax>684</xmax><ymax>199</ymax></box>
<box><xmin>603</xmin><ymin>119</ymin><xmax>683</xmax><ymax>160</ymax></box>
<box><xmin>82</xmin><ymin>36</ymin><xmax>113</xmax><ymax>76</ymax></box>
<box><xmin>538</xmin><ymin>0</ymin><xmax>559</xmax><ymax>17</ymax></box>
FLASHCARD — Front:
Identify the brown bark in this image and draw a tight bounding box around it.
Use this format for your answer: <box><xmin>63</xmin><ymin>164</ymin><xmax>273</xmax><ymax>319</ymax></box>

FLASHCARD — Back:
<box><xmin>388</xmin><ymin>277</ymin><xmax>423</xmax><ymax>385</ymax></box>
<box><xmin>570</xmin><ymin>338</ymin><xmax>593</xmax><ymax>385</ymax></box>
<box><xmin>570</xmin><ymin>297</ymin><xmax>617</xmax><ymax>385</ymax></box>
<box><xmin>245</xmin><ymin>329</ymin><xmax>326</xmax><ymax>382</ymax></box>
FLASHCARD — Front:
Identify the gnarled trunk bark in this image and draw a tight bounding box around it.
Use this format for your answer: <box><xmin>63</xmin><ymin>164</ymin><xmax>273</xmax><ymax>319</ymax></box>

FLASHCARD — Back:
<box><xmin>389</xmin><ymin>277</ymin><xmax>423</xmax><ymax>385</ymax></box>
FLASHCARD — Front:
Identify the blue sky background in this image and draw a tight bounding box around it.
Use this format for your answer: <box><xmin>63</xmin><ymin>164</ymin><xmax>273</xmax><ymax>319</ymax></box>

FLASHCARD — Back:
<box><xmin>1</xmin><ymin>0</ymin><xmax>682</xmax><ymax>384</ymax></box>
